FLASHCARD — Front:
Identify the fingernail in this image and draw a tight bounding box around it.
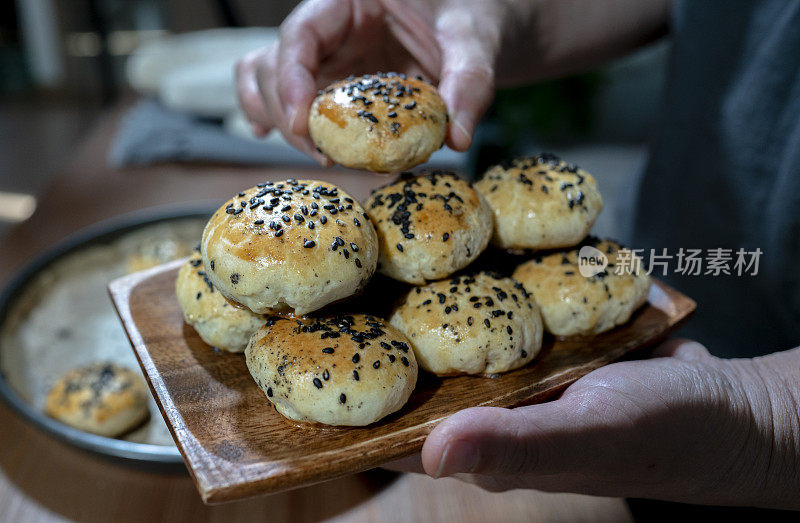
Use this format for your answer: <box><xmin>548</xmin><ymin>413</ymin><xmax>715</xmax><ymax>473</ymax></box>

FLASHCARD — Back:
<box><xmin>287</xmin><ymin>105</ymin><xmax>298</xmax><ymax>134</ymax></box>
<box><xmin>434</xmin><ymin>441</ymin><xmax>479</xmax><ymax>478</ymax></box>
<box><xmin>451</xmin><ymin>116</ymin><xmax>473</xmax><ymax>150</ymax></box>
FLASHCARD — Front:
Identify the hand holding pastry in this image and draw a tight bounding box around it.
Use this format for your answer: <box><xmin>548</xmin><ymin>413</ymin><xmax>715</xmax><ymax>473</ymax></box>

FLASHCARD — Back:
<box><xmin>235</xmin><ymin>0</ymin><xmax>502</xmax><ymax>163</ymax></box>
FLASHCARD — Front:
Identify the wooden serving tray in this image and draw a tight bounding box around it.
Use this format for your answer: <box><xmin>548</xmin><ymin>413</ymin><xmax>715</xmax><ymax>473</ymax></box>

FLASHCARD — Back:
<box><xmin>109</xmin><ymin>259</ymin><xmax>695</xmax><ymax>504</ymax></box>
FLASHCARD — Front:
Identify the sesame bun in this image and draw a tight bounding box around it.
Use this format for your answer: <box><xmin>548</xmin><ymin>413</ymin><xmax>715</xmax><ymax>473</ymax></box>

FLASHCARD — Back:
<box><xmin>365</xmin><ymin>171</ymin><xmax>493</xmax><ymax>284</ymax></box>
<box><xmin>308</xmin><ymin>73</ymin><xmax>448</xmax><ymax>173</ymax></box>
<box><xmin>512</xmin><ymin>238</ymin><xmax>651</xmax><ymax>336</ymax></box>
<box><xmin>245</xmin><ymin>314</ymin><xmax>418</xmax><ymax>426</ymax></box>
<box><xmin>201</xmin><ymin>180</ymin><xmax>379</xmax><ymax>315</ymax></box>
<box><xmin>175</xmin><ymin>250</ymin><xmax>266</xmax><ymax>352</ymax></box>
<box><xmin>45</xmin><ymin>363</ymin><xmax>150</xmax><ymax>437</ymax></box>
<box><xmin>475</xmin><ymin>154</ymin><xmax>603</xmax><ymax>250</ymax></box>
<box><xmin>389</xmin><ymin>273</ymin><xmax>543</xmax><ymax>376</ymax></box>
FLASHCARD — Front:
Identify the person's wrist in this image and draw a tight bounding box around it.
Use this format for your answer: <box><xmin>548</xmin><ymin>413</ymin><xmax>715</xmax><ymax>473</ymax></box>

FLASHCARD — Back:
<box><xmin>725</xmin><ymin>355</ymin><xmax>800</xmax><ymax>509</ymax></box>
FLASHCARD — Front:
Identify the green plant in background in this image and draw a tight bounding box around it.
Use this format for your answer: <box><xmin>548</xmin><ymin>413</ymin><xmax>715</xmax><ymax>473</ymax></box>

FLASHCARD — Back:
<box><xmin>470</xmin><ymin>72</ymin><xmax>604</xmax><ymax>175</ymax></box>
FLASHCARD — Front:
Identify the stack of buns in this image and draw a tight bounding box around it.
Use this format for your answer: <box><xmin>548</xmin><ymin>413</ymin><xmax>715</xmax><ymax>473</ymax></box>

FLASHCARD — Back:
<box><xmin>174</xmin><ymin>73</ymin><xmax>651</xmax><ymax>427</ymax></box>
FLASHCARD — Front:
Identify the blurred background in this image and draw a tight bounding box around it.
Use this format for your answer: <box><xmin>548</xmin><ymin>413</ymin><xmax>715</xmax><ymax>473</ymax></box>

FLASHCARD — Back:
<box><xmin>0</xmin><ymin>0</ymin><xmax>669</xmax><ymax>241</ymax></box>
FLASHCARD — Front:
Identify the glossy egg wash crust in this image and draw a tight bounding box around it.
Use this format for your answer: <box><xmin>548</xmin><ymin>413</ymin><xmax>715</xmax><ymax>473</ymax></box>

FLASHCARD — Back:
<box><xmin>390</xmin><ymin>272</ymin><xmax>543</xmax><ymax>376</ymax></box>
<box><xmin>309</xmin><ymin>73</ymin><xmax>448</xmax><ymax>173</ymax></box>
<box><xmin>475</xmin><ymin>153</ymin><xmax>603</xmax><ymax>250</ymax></box>
<box><xmin>365</xmin><ymin>170</ymin><xmax>493</xmax><ymax>284</ymax></box>
<box><xmin>513</xmin><ymin>238</ymin><xmax>651</xmax><ymax>336</ymax></box>
<box><xmin>201</xmin><ymin>179</ymin><xmax>379</xmax><ymax>315</ymax></box>
<box><xmin>245</xmin><ymin>314</ymin><xmax>418</xmax><ymax>426</ymax></box>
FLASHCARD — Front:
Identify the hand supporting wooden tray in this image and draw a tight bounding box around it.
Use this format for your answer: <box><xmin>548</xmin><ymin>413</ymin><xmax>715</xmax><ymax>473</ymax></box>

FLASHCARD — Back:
<box><xmin>109</xmin><ymin>258</ymin><xmax>695</xmax><ymax>504</ymax></box>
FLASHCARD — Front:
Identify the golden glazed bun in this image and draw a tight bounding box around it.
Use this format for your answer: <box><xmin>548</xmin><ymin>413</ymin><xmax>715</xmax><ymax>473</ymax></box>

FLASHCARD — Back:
<box><xmin>365</xmin><ymin>171</ymin><xmax>493</xmax><ymax>284</ymax></box>
<box><xmin>308</xmin><ymin>73</ymin><xmax>448</xmax><ymax>173</ymax></box>
<box><xmin>513</xmin><ymin>238</ymin><xmax>651</xmax><ymax>336</ymax></box>
<box><xmin>201</xmin><ymin>180</ymin><xmax>379</xmax><ymax>315</ymax></box>
<box><xmin>45</xmin><ymin>363</ymin><xmax>150</xmax><ymax>437</ymax></box>
<box><xmin>175</xmin><ymin>251</ymin><xmax>266</xmax><ymax>352</ymax></box>
<box><xmin>475</xmin><ymin>154</ymin><xmax>603</xmax><ymax>250</ymax></box>
<box><xmin>389</xmin><ymin>273</ymin><xmax>543</xmax><ymax>376</ymax></box>
<box><xmin>245</xmin><ymin>314</ymin><xmax>418</xmax><ymax>426</ymax></box>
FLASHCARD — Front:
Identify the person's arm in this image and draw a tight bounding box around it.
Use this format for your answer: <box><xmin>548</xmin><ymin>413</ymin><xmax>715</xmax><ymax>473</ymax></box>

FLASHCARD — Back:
<box><xmin>497</xmin><ymin>0</ymin><xmax>670</xmax><ymax>85</ymax></box>
<box><xmin>235</xmin><ymin>0</ymin><xmax>671</xmax><ymax>159</ymax></box>
<box><xmin>408</xmin><ymin>341</ymin><xmax>800</xmax><ymax>509</ymax></box>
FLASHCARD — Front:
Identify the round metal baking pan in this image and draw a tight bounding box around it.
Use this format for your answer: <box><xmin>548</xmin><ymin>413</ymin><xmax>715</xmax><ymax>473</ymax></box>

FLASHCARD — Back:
<box><xmin>0</xmin><ymin>204</ymin><xmax>216</xmax><ymax>468</ymax></box>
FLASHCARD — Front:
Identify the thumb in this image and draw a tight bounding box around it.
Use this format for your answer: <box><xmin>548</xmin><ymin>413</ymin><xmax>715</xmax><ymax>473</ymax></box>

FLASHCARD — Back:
<box><xmin>422</xmin><ymin>403</ymin><xmax>609</xmax><ymax>478</ymax></box>
<box><xmin>434</xmin><ymin>9</ymin><xmax>497</xmax><ymax>151</ymax></box>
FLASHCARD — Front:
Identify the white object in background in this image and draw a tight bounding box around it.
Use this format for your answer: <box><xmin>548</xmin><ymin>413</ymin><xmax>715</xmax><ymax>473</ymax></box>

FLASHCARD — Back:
<box><xmin>16</xmin><ymin>0</ymin><xmax>64</xmax><ymax>87</ymax></box>
<box><xmin>0</xmin><ymin>192</ymin><xmax>37</xmax><ymax>222</ymax></box>
<box><xmin>126</xmin><ymin>28</ymin><xmax>278</xmax><ymax>117</ymax></box>
<box><xmin>160</xmin><ymin>61</ymin><xmax>247</xmax><ymax>118</ymax></box>
<box><xmin>224</xmin><ymin>109</ymin><xmax>288</xmax><ymax>146</ymax></box>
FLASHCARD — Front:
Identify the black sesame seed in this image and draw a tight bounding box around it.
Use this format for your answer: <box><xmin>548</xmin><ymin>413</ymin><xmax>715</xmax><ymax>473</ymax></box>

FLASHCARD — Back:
<box><xmin>254</xmin><ymin>219</ymin><xmax>264</xmax><ymax>225</ymax></box>
<box><xmin>308</xmin><ymin>221</ymin><xmax>315</xmax><ymax>229</ymax></box>
<box><xmin>313</xmin><ymin>378</ymin><xmax>323</xmax><ymax>389</ymax></box>
<box><xmin>373</xmin><ymin>361</ymin><xmax>381</xmax><ymax>369</ymax></box>
<box><xmin>339</xmin><ymin>393</ymin><xmax>347</xmax><ymax>404</ymax></box>
<box><xmin>396</xmin><ymin>243</ymin><xmax>404</xmax><ymax>252</ymax></box>
<box><xmin>521</xmin><ymin>350</ymin><xmax>528</xmax><ymax>358</ymax></box>
<box><xmin>484</xmin><ymin>319</ymin><xmax>491</xmax><ymax>328</ymax></box>
<box><xmin>437</xmin><ymin>293</ymin><xmax>446</xmax><ymax>304</ymax></box>
<box><xmin>267</xmin><ymin>387</ymin><xmax>273</xmax><ymax>397</ymax></box>
<box><xmin>388</xmin><ymin>354</ymin><xmax>396</xmax><ymax>362</ymax></box>
<box><xmin>322</xmin><ymin>347</ymin><xmax>334</xmax><ymax>354</ymax></box>
<box><xmin>282</xmin><ymin>215</ymin><xmax>290</xmax><ymax>223</ymax></box>
<box><xmin>320</xmin><ymin>215</ymin><xmax>328</xmax><ymax>224</ymax></box>
<box><xmin>304</xmin><ymin>239</ymin><xmax>316</xmax><ymax>248</ymax></box>
<box><xmin>401</xmin><ymin>356</ymin><xmax>410</xmax><ymax>366</ymax></box>
<box><xmin>350</xmin><ymin>242</ymin><xmax>359</xmax><ymax>252</ymax></box>
<box><xmin>323</xmin><ymin>369</ymin><xmax>330</xmax><ymax>380</ymax></box>
<box><xmin>507</xmin><ymin>326</ymin><xmax>513</xmax><ymax>334</ymax></box>
<box><xmin>354</xmin><ymin>217</ymin><xmax>361</xmax><ymax>226</ymax></box>
<box><xmin>275</xmin><ymin>229</ymin><xmax>284</xmax><ymax>237</ymax></box>
<box><xmin>442</xmin><ymin>232</ymin><xmax>449</xmax><ymax>242</ymax></box>
<box><xmin>353</xmin><ymin>370</ymin><xmax>359</xmax><ymax>381</ymax></box>
<box><xmin>352</xmin><ymin>353</ymin><xmax>360</xmax><ymax>363</ymax></box>
<box><xmin>355</xmin><ymin>258</ymin><xmax>362</xmax><ymax>268</ymax></box>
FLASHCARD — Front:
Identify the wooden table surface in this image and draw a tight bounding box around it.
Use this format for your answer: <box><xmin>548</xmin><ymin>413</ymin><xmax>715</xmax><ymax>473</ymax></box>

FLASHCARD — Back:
<box><xmin>0</xmin><ymin>104</ymin><xmax>633</xmax><ymax>522</ymax></box>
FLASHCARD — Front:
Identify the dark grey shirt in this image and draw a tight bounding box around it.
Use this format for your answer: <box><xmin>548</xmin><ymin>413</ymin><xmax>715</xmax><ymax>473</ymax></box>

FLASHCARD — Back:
<box><xmin>634</xmin><ymin>0</ymin><xmax>800</xmax><ymax>357</ymax></box>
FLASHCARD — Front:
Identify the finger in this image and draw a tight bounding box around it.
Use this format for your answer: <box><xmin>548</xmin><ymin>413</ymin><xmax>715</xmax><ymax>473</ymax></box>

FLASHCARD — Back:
<box><xmin>251</xmin><ymin>44</ymin><xmax>331</xmax><ymax>166</ymax></box>
<box><xmin>276</xmin><ymin>0</ymin><xmax>382</xmax><ymax>135</ymax></box>
<box><xmin>434</xmin><ymin>9</ymin><xmax>498</xmax><ymax>151</ymax></box>
<box><xmin>235</xmin><ymin>49</ymin><xmax>276</xmax><ymax>133</ymax></box>
<box><xmin>651</xmin><ymin>338</ymin><xmax>712</xmax><ymax>362</ymax></box>
<box><xmin>422</xmin><ymin>403</ymin><xmax>610</xmax><ymax>478</ymax></box>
